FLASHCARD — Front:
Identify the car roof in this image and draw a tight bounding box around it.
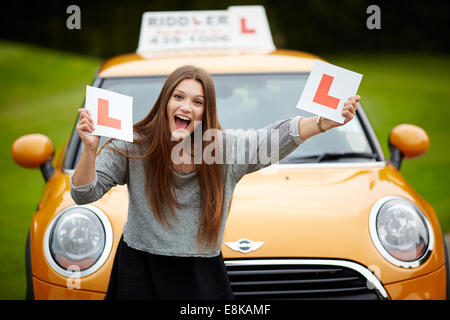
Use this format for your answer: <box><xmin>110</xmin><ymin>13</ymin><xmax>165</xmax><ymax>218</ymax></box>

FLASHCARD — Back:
<box><xmin>97</xmin><ymin>49</ymin><xmax>322</xmax><ymax>77</ymax></box>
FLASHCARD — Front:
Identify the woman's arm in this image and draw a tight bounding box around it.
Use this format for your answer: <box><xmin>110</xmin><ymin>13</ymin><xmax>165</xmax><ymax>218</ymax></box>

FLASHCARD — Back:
<box><xmin>70</xmin><ymin>108</ymin><xmax>128</xmax><ymax>205</ymax></box>
<box><xmin>228</xmin><ymin>95</ymin><xmax>361</xmax><ymax>181</ymax></box>
<box><xmin>72</xmin><ymin>147</ymin><xmax>97</xmax><ymax>186</ymax></box>
<box><xmin>298</xmin><ymin>95</ymin><xmax>360</xmax><ymax>140</ymax></box>
<box><xmin>72</xmin><ymin>108</ymin><xmax>100</xmax><ymax>186</ymax></box>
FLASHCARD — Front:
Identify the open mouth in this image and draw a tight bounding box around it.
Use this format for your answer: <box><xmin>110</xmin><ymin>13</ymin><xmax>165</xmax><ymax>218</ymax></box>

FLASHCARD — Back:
<box><xmin>174</xmin><ymin>114</ymin><xmax>191</xmax><ymax>130</ymax></box>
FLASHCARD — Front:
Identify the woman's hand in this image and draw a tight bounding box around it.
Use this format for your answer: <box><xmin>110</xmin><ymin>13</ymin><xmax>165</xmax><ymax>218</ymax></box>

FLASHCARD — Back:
<box><xmin>321</xmin><ymin>95</ymin><xmax>360</xmax><ymax>130</ymax></box>
<box><xmin>76</xmin><ymin>108</ymin><xmax>100</xmax><ymax>152</ymax></box>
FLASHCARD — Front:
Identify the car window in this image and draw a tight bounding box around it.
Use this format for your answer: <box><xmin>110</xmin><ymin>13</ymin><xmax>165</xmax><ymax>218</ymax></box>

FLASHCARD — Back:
<box><xmin>75</xmin><ymin>74</ymin><xmax>374</xmax><ymax>165</ymax></box>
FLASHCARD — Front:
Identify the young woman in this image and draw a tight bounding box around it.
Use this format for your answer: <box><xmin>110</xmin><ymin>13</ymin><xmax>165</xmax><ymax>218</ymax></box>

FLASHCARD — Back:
<box><xmin>70</xmin><ymin>65</ymin><xmax>360</xmax><ymax>300</ymax></box>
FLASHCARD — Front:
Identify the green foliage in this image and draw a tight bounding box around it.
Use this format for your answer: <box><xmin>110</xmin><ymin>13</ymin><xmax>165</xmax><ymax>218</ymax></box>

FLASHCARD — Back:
<box><xmin>1</xmin><ymin>0</ymin><xmax>449</xmax><ymax>58</ymax></box>
<box><xmin>0</xmin><ymin>40</ymin><xmax>100</xmax><ymax>299</ymax></box>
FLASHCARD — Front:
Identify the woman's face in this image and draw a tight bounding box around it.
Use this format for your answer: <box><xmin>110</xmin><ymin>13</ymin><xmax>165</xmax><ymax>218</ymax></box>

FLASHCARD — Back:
<box><xmin>167</xmin><ymin>78</ymin><xmax>205</xmax><ymax>141</ymax></box>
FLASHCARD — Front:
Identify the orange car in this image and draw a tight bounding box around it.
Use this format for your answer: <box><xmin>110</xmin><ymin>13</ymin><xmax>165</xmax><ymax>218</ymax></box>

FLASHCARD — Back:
<box><xmin>11</xmin><ymin>8</ymin><xmax>449</xmax><ymax>300</ymax></box>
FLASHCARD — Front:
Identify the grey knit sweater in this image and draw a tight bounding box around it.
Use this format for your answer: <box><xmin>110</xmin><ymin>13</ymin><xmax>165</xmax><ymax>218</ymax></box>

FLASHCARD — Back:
<box><xmin>70</xmin><ymin>116</ymin><xmax>304</xmax><ymax>257</ymax></box>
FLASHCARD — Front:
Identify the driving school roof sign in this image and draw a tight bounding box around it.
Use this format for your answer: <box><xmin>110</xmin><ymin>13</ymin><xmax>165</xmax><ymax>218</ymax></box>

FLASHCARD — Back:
<box><xmin>137</xmin><ymin>6</ymin><xmax>275</xmax><ymax>56</ymax></box>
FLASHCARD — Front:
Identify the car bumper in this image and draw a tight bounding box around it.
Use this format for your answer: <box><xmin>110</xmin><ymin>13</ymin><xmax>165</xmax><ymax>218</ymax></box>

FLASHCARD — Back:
<box><xmin>33</xmin><ymin>277</ymin><xmax>105</xmax><ymax>300</ymax></box>
<box><xmin>384</xmin><ymin>264</ymin><xmax>447</xmax><ymax>300</ymax></box>
<box><xmin>32</xmin><ymin>265</ymin><xmax>447</xmax><ymax>300</ymax></box>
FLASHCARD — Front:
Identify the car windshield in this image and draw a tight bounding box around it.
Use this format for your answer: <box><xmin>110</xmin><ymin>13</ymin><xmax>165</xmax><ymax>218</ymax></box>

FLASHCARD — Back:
<box><xmin>78</xmin><ymin>73</ymin><xmax>374</xmax><ymax>164</ymax></box>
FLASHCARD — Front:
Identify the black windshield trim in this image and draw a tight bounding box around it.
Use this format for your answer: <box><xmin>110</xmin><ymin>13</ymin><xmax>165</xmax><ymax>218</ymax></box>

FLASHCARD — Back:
<box><xmin>284</xmin><ymin>152</ymin><xmax>378</xmax><ymax>164</ymax></box>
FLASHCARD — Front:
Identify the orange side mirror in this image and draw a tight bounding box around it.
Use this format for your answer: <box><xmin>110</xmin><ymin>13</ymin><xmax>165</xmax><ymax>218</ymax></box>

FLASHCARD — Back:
<box><xmin>389</xmin><ymin>124</ymin><xmax>429</xmax><ymax>159</ymax></box>
<box><xmin>11</xmin><ymin>134</ymin><xmax>54</xmax><ymax>169</ymax></box>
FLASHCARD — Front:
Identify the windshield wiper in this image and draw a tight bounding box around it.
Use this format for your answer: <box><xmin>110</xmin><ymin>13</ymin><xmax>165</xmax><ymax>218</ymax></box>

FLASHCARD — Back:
<box><xmin>286</xmin><ymin>152</ymin><xmax>378</xmax><ymax>163</ymax></box>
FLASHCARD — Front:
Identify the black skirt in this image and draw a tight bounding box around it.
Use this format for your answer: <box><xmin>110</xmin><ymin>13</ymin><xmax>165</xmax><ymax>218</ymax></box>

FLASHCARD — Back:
<box><xmin>105</xmin><ymin>236</ymin><xmax>235</xmax><ymax>300</ymax></box>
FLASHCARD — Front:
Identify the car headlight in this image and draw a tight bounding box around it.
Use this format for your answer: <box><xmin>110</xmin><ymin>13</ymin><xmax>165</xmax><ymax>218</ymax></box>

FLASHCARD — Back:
<box><xmin>369</xmin><ymin>196</ymin><xmax>434</xmax><ymax>268</ymax></box>
<box><xmin>44</xmin><ymin>205</ymin><xmax>113</xmax><ymax>278</ymax></box>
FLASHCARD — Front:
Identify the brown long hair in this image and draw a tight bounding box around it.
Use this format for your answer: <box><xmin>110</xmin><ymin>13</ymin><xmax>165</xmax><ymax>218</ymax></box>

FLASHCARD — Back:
<box><xmin>97</xmin><ymin>65</ymin><xmax>224</xmax><ymax>249</ymax></box>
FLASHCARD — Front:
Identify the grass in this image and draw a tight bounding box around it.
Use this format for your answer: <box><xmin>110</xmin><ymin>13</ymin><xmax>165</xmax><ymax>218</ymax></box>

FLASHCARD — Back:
<box><xmin>0</xmin><ymin>40</ymin><xmax>100</xmax><ymax>299</ymax></box>
<box><xmin>0</xmin><ymin>40</ymin><xmax>449</xmax><ymax>299</ymax></box>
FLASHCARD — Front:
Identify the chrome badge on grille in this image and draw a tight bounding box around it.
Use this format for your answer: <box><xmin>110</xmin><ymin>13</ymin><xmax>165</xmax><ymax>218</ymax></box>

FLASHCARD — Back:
<box><xmin>225</xmin><ymin>239</ymin><xmax>264</xmax><ymax>253</ymax></box>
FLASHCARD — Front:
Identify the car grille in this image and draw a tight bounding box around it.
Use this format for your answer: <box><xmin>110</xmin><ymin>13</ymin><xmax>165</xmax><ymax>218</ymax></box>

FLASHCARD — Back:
<box><xmin>225</xmin><ymin>259</ymin><xmax>385</xmax><ymax>300</ymax></box>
